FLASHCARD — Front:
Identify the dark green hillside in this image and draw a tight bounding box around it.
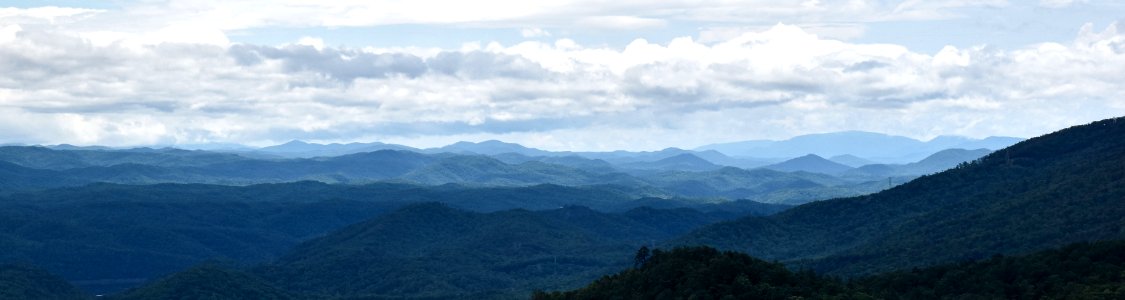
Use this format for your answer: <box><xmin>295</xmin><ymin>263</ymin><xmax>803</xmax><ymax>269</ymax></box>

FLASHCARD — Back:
<box><xmin>856</xmin><ymin>240</ymin><xmax>1125</xmax><ymax>299</ymax></box>
<box><xmin>114</xmin><ymin>264</ymin><xmax>294</xmax><ymax>300</ymax></box>
<box><xmin>0</xmin><ymin>161</ymin><xmax>85</xmax><ymax>191</ymax></box>
<box><xmin>0</xmin><ymin>181</ymin><xmax>758</xmax><ymax>295</ymax></box>
<box><xmin>261</xmin><ymin>203</ymin><xmax>737</xmax><ymax>299</ymax></box>
<box><xmin>532</xmin><ymin>246</ymin><xmax>860</xmax><ymax>300</ymax></box>
<box><xmin>0</xmin><ymin>264</ymin><xmax>88</xmax><ymax>300</ymax></box>
<box><xmin>679</xmin><ymin>116</ymin><xmax>1125</xmax><ymax>275</ymax></box>
<box><xmin>0</xmin><ymin>187</ymin><xmax>404</xmax><ymax>294</ymax></box>
<box><xmin>543</xmin><ymin>241</ymin><xmax>1125</xmax><ymax>300</ymax></box>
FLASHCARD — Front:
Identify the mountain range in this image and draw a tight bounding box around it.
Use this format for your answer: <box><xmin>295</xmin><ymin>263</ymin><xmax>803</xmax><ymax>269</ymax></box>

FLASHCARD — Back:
<box><xmin>112</xmin><ymin>117</ymin><xmax>1125</xmax><ymax>299</ymax></box>
<box><xmin>4</xmin><ymin>118</ymin><xmax>1120</xmax><ymax>300</ymax></box>
<box><xmin>696</xmin><ymin>131</ymin><xmax>1021</xmax><ymax>163</ymax></box>
<box><xmin>130</xmin><ymin>130</ymin><xmax>1020</xmax><ymax>167</ymax></box>
<box><xmin>0</xmin><ymin>146</ymin><xmax>913</xmax><ymax>205</ymax></box>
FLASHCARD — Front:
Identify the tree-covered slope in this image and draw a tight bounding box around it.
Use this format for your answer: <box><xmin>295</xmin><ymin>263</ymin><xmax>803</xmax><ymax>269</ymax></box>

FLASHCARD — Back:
<box><xmin>856</xmin><ymin>240</ymin><xmax>1125</xmax><ymax>299</ymax></box>
<box><xmin>543</xmin><ymin>240</ymin><xmax>1125</xmax><ymax>300</ymax></box>
<box><xmin>679</xmin><ymin>116</ymin><xmax>1125</xmax><ymax>275</ymax></box>
<box><xmin>260</xmin><ymin>203</ymin><xmax>739</xmax><ymax>299</ymax></box>
<box><xmin>0</xmin><ymin>264</ymin><xmax>88</xmax><ymax>300</ymax></box>
<box><xmin>114</xmin><ymin>264</ymin><xmax>294</xmax><ymax>300</ymax></box>
<box><xmin>0</xmin><ymin>181</ymin><xmax>771</xmax><ymax>295</ymax></box>
<box><xmin>532</xmin><ymin>246</ymin><xmax>860</xmax><ymax>300</ymax></box>
<box><xmin>0</xmin><ymin>161</ymin><xmax>86</xmax><ymax>191</ymax></box>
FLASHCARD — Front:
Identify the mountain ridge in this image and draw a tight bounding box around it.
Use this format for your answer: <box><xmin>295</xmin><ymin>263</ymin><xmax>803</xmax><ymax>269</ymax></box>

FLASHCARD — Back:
<box><xmin>678</xmin><ymin>116</ymin><xmax>1125</xmax><ymax>275</ymax></box>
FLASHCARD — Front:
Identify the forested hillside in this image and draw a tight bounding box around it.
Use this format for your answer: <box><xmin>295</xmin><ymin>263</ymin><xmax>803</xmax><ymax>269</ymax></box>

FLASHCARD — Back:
<box><xmin>533</xmin><ymin>246</ymin><xmax>859</xmax><ymax>300</ymax></box>
<box><xmin>0</xmin><ymin>264</ymin><xmax>88</xmax><ymax>300</ymax></box>
<box><xmin>679</xmin><ymin>117</ymin><xmax>1125</xmax><ymax>275</ymax></box>
<box><xmin>0</xmin><ymin>182</ymin><xmax>781</xmax><ymax>294</ymax></box>
<box><xmin>258</xmin><ymin>203</ymin><xmax>739</xmax><ymax>299</ymax></box>
<box><xmin>541</xmin><ymin>241</ymin><xmax>1125</xmax><ymax>299</ymax></box>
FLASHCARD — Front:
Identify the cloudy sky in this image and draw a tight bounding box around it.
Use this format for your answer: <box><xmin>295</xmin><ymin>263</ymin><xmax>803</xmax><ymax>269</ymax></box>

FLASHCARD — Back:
<box><xmin>1</xmin><ymin>0</ymin><xmax>1123</xmax><ymax>150</ymax></box>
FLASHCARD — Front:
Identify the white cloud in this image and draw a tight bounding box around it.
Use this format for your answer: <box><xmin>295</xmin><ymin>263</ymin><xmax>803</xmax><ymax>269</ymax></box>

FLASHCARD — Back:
<box><xmin>0</xmin><ymin>11</ymin><xmax>1123</xmax><ymax>150</ymax></box>
<box><xmin>520</xmin><ymin>28</ymin><xmax>551</xmax><ymax>38</ymax></box>
<box><xmin>0</xmin><ymin>1</ymin><xmax>1032</xmax><ymax>47</ymax></box>
<box><xmin>296</xmin><ymin>36</ymin><xmax>326</xmax><ymax>50</ymax></box>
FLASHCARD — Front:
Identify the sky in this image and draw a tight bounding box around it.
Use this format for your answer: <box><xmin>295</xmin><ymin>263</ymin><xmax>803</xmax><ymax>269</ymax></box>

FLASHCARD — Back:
<box><xmin>1</xmin><ymin>0</ymin><xmax>1123</xmax><ymax>151</ymax></box>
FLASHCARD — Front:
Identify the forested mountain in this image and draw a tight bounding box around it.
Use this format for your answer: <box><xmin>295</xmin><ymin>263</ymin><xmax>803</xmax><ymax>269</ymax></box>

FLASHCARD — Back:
<box><xmin>541</xmin><ymin>240</ymin><xmax>1125</xmax><ymax>299</ymax></box>
<box><xmin>0</xmin><ymin>161</ymin><xmax>85</xmax><ymax>191</ymax></box>
<box><xmin>532</xmin><ymin>246</ymin><xmax>859</xmax><ymax>300</ymax></box>
<box><xmin>762</xmin><ymin>154</ymin><xmax>855</xmax><ymax>175</ymax></box>
<box><xmin>258</xmin><ymin>203</ymin><xmax>741</xmax><ymax>299</ymax></box>
<box><xmin>0</xmin><ymin>183</ymin><xmax>404</xmax><ymax>294</ymax></box>
<box><xmin>0</xmin><ymin>265</ymin><xmax>88</xmax><ymax>300</ymax></box>
<box><xmin>678</xmin><ymin>117</ymin><xmax>1125</xmax><ymax>275</ymax></box>
<box><xmin>113</xmin><ymin>264</ymin><xmax>294</xmax><ymax>300</ymax></box>
<box><xmin>856</xmin><ymin>240</ymin><xmax>1125</xmax><ymax>299</ymax></box>
<box><xmin>0</xmin><ymin>181</ymin><xmax>782</xmax><ymax>295</ymax></box>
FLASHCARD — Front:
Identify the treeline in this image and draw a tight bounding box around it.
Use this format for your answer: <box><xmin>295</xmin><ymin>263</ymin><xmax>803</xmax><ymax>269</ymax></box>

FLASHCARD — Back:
<box><xmin>539</xmin><ymin>240</ymin><xmax>1125</xmax><ymax>299</ymax></box>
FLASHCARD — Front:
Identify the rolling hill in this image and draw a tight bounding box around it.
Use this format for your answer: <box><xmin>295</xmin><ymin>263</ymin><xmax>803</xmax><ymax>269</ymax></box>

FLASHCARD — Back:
<box><xmin>533</xmin><ymin>246</ymin><xmax>857</xmax><ymax>300</ymax></box>
<box><xmin>114</xmin><ymin>264</ymin><xmax>293</xmax><ymax>300</ymax></box>
<box><xmin>762</xmin><ymin>154</ymin><xmax>854</xmax><ymax>175</ymax></box>
<box><xmin>0</xmin><ymin>181</ymin><xmax>784</xmax><ymax>295</ymax></box>
<box><xmin>618</xmin><ymin>153</ymin><xmax>722</xmax><ymax>172</ymax></box>
<box><xmin>0</xmin><ymin>264</ymin><xmax>88</xmax><ymax>300</ymax></box>
<box><xmin>259</xmin><ymin>203</ymin><xmax>743</xmax><ymax>299</ymax></box>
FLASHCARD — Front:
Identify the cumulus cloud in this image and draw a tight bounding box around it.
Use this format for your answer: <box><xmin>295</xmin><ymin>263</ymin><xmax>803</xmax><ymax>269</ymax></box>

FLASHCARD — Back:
<box><xmin>1</xmin><ymin>7</ymin><xmax>1124</xmax><ymax>150</ymax></box>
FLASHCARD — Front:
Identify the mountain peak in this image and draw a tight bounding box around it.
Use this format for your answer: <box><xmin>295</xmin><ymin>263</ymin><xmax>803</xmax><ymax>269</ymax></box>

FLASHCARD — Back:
<box><xmin>763</xmin><ymin>153</ymin><xmax>853</xmax><ymax>174</ymax></box>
